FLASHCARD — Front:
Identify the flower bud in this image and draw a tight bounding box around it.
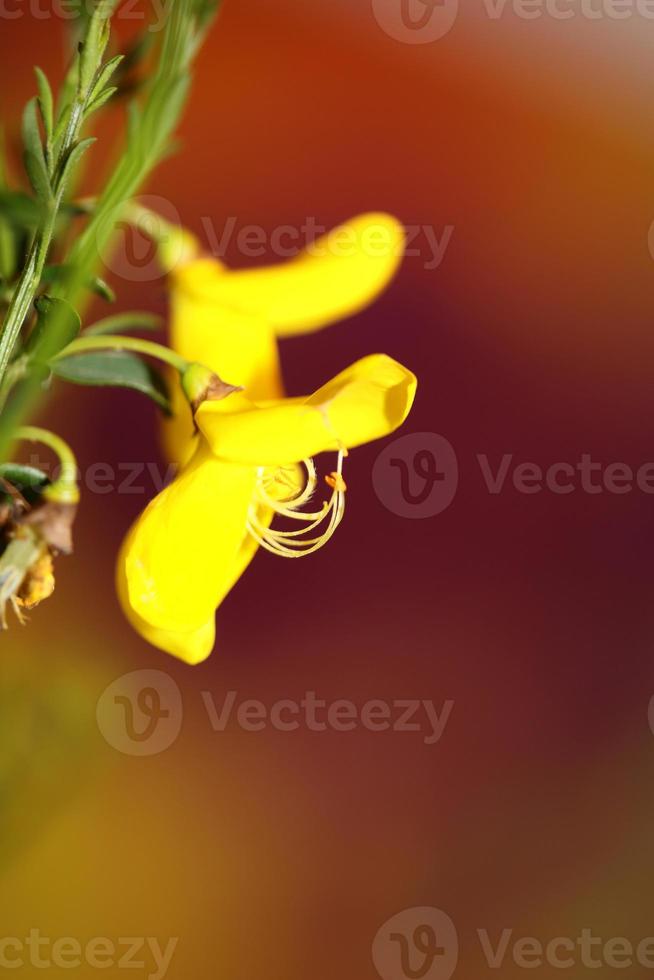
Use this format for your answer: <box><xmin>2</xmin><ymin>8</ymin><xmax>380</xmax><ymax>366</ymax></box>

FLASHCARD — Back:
<box><xmin>181</xmin><ymin>363</ymin><xmax>242</xmax><ymax>415</ymax></box>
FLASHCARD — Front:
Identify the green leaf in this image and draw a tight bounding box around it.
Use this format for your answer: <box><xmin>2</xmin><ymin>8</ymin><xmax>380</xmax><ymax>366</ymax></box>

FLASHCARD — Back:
<box><xmin>84</xmin><ymin>312</ymin><xmax>161</xmax><ymax>335</ymax></box>
<box><xmin>0</xmin><ymin>463</ymin><xmax>49</xmax><ymax>495</ymax></box>
<box><xmin>21</xmin><ymin>99</ymin><xmax>51</xmax><ymax>203</ymax></box>
<box><xmin>86</xmin><ymin>86</ymin><xmax>117</xmax><ymax>115</ymax></box>
<box><xmin>57</xmin><ymin>137</ymin><xmax>95</xmax><ymax>199</ymax></box>
<box><xmin>41</xmin><ymin>265</ymin><xmax>115</xmax><ymax>302</ymax></box>
<box><xmin>21</xmin><ymin>98</ymin><xmax>44</xmax><ymax>161</ymax></box>
<box><xmin>78</xmin><ymin>3</ymin><xmax>115</xmax><ymax>95</ymax></box>
<box><xmin>89</xmin><ymin>54</ymin><xmax>124</xmax><ymax>103</ymax></box>
<box><xmin>51</xmin><ymin>351</ymin><xmax>171</xmax><ymax>413</ymax></box>
<box><xmin>0</xmin><ymin>216</ymin><xmax>16</xmax><ymax>282</ymax></box>
<box><xmin>89</xmin><ymin>276</ymin><xmax>115</xmax><ymax>303</ymax></box>
<box><xmin>52</xmin><ymin>103</ymin><xmax>71</xmax><ymax>149</ymax></box>
<box><xmin>23</xmin><ymin>152</ymin><xmax>51</xmax><ymax>205</ymax></box>
<box><xmin>34</xmin><ymin>68</ymin><xmax>53</xmax><ymax>146</ymax></box>
<box><xmin>0</xmin><ymin>190</ymin><xmax>43</xmax><ymax>230</ymax></box>
<box><xmin>27</xmin><ymin>296</ymin><xmax>81</xmax><ymax>362</ymax></box>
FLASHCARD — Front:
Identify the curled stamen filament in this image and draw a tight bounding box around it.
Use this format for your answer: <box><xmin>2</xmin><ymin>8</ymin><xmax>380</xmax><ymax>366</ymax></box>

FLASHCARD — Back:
<box><xmin>247</xmin><ymin>451</ymin><xmax>346</xmax><ymax>558</ymax></box>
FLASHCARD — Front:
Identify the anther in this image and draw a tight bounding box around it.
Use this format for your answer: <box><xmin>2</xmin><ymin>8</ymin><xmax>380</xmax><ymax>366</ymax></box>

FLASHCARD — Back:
<box><xmin>325</xmin><ymin>473</ymin><xmax>347</xmax><ymax>493</ymax></box>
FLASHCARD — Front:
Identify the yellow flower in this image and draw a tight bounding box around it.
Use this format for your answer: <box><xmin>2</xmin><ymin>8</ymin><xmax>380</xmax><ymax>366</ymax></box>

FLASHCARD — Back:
<box><xmin>162</xmin><ymin>213</ymin><xmax>405</xmax><ymax>463</ymax></box>
<box><xmin>117</xmin><ymin>355</ymin><xmax>417</xmax><ymax>664</ymax></box>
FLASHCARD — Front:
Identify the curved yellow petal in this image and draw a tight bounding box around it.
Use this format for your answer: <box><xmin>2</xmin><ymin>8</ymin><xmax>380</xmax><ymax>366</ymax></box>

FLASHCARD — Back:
<box><xmin>171</xmin><ymin>213</ymin><xmax>405</xmax><ymax>338</ymax></box>
<box><xmin>197</xmin><ymin>354</ymin><xmax>417</xmax><ymax>466</ymax></box>
<box><xmin>118</xmin><ymin>442</ymin><xmax>256</xmax><ymax>641</ymax></box>
<box><xmin>116</xmin><ymin>550</ymin><xmax>216</xmax><ymax>665</ymax></box>
<box><xmin>163</xmin><ymin>267</ymin><xmax>283</xmax><ymax>464</ymax></box>
<box><xmin>163</xmin><ymin>214</ymin><xmax>403</xmax><ymax>463</ymax></box>
<box><xmin>169</xmin><ymin>266</ymin><xmax>283</xmax><ymax>398</ymax></box>
<box><xmin>161</xmin><ymin>380</ymin><xmax>198</xmax><ymax>469</ymax></box>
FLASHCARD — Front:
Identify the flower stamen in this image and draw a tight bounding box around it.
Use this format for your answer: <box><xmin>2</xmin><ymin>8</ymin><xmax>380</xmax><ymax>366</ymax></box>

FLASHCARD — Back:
<box><xmin>246</xmin><ymin>451</ymin><xmax>347</xmax><ymax>558</ymax></box>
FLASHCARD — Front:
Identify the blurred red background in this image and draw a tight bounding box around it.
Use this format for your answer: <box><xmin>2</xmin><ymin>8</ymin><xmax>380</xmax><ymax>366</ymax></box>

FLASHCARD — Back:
<box><xmin>2</xmin><ymin>1</ymin><xmax>654</xmax><ymax>977</ymax></box>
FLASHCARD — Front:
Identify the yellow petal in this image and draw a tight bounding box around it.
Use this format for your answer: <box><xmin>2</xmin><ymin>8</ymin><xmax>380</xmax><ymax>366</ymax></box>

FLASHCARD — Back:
<box><xmin>118</xmin><ymin>442</ymin><xmax>256</xmax><ymax>643</ymax></box>
<box><xmin>116</xmin><ymin>551</ymin><xmax>216</xmax><ymax>665</ymax></box>
<box><xmin>163</xmin><ymin>271</ymin><xmax>284</xmax><ymax>464</ymax></box>
<box><xmin>169</xmin><ymin>268</ymin><xmax>283</xmax><ymax>399</ymax></box>
<box><xmin>163</xmin><ymin>214</ymin><xmax>403</xmax><ymax>463</ymax></box>
<box><xmin>171</xmin><ymin>213</ymin><xmax>405</xmax><ymax>338</ymax></box>
<box><xmin>197</xmin><ymin>354</ymin><xmax>417</xmax><ymax>466</ymax></box>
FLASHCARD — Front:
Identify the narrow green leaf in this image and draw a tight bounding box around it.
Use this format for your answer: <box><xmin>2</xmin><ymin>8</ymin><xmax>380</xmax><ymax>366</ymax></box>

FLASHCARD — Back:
<box><xmin>52</xmin><ymin>103</ymin><xmax>72</xmax><ymax>148</ymax></box>
<box><xmin>85</xmin><ymin>312</ymin><xmax>161</xmax><ymax>335</ymax></box>
<box><xmin>86</xmin><ymin>86</ymin><xmax>118</xmax><ymax>115</ymax></box>
<box><xmin>126</xmin><ymin>101</ymin><xmax>141</xmax><ymax>140</ymax></box>
<box><xmin>27</xmin><ymin>296</ymin><xmax>81</xmax><ymax>362</ymax></box>
<box><xmin>0</xmin><ymin>217</ymin><xmax>16</xmax><ymax>282</ymax></box>
<box><xmin>23</xmin><ymin>152</ymin><xmax>51</xmax><ymax>205</ymax></box>
<box><xmin>41</xmin><ymin>265</ymin><xmax>115</xmax><ymax>303</ymax></box>
<box><xmin>21</xmin><ymin>98</ymin><xmax>43</xmax><ymax>160</ymax></box>
<box><xmin>51</xmin><ymin>351</ymin><xmax>171</xmax><ymax>413</ymax></box>
<box><xmin>41</xmin><ymin>265</ymin><xmax>72</xmax><ymax>286</ymax></box>
<box><xmin>0</xmin><ymin>463</ymin><xmax>49</xmax><ymax>494</ymax></box>
<box><xmin>57</xmin><ymin>137</ymin><xmax>96</xmax><ymax>198</ymax></box>
<box><xmin>21</xmin><ymin>99</ymin><xmax>51</xmax><ymax>203</ymax></box>
<box><xmin>78</xmin><ymin>3</ymin><xmax>115</xmax><ymax>95</ymax></box>
<box><xmin>89</xmin><ymin>277</ymin><xmax>115</xmax><ymax>303</ymax></box>
<box><xmin>89</xmin><ymin>54</ymin><xmax>124</xmax><ymax>103</ymax></box>
<box><xmin>34</xmin><ymin>68</ymin><xmax>53</xmax><ymax>146</ymax></box>
<box><xmin>0</xmin><ymin>190</ymin><xmax>43</xmax><ymax>229</ymax></box>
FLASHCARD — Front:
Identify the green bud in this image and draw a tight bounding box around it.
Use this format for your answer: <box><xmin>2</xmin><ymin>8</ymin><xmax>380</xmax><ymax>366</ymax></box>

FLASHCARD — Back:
<box><xmin>181</xmin><ymin>363</ymin><xmax>241</xmax><ymax>413</ymax></box>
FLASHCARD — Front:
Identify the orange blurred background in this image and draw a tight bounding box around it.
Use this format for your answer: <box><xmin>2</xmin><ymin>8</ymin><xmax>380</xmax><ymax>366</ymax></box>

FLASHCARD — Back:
<box><xmin>2</xmin><ymin>1</ymin><xmax>654</xmax><ymax>977</ymax></box>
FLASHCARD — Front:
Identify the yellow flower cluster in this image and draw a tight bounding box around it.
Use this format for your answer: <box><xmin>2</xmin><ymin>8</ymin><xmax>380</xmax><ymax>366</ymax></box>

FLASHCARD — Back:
<box><xmin>117</xmin><ymin>214</ymin><xmax>417</xmax><ymax>664</ymax></box>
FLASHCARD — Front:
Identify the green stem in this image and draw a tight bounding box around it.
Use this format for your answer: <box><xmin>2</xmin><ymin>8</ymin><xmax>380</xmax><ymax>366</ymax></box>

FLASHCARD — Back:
<box><xmin>54</xmin><ymin>334</ymin><xmax>188</xmax><ymax>373</ymax></box>
<box><xmin>0</xmin><ymin>358</ymin><xmax>27</xmax><ymax>415</ymax></box>
<box><xmin>58</xmin><ymin>0</ymin><xmax>203</xmax><ymax>310</ymax></box>
<box><xmin>0</xmin><ymin>223</ymin><xmax>52</xmax><ymax>385</ymax></box>
<box><xmin>0</xmin><ymin>93</ymin><xmax>92</xmax><ymax>384</ymax></box>
<box><xmin>0</xmin><ymin>0</ymin><xmax>120</xmax><ymax>401</ymax></box>
<box><xmin>0</xmin><ymin>0</ymin><xmax>216</xmax><ymax>463</ymax></box>
<box><xmin>15</xmin><ymin>425</ymin><xmax>79</xmax><ymax>503</ymax></box>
